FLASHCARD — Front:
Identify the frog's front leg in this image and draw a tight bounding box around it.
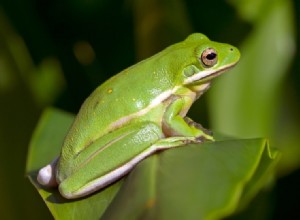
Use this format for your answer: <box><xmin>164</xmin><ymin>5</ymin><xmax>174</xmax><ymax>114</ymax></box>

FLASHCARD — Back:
<box><xmin>162</xmin><ymin>95</ymin><xmax>214</xmax><ymax>141</ymax></box>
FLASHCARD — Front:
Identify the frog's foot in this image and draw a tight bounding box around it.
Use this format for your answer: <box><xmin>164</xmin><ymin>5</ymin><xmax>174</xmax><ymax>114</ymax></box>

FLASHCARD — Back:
<box><xmin>184</xmin><ymin>116</ymin><xmax>214</xmax><ymax>141</ymax></box>
<box><xmin>153</xmin><ymin>136</ymin><xmax>201</xmax><ymax>151</ymax></box>
<box><xmin>37</xmin><ymin>157</ymin><xmax>59</xmax><ymax>187</ymax></box>
<box><xmin>184</xmin><ymin>116</ymin><xmax>213</xmax><ymax>135</ymax></box>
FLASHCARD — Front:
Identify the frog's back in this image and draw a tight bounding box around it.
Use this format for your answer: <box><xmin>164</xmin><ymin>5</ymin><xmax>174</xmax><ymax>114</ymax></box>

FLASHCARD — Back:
<box><xmin>61</xmin><ymin>39</ymin><xmax>198</xmax><ymax>154</ymax></box>
<box><xmin>63</xmin><ymin>56</ymin><xmax>175</xmax><ymax>153</ymax></box>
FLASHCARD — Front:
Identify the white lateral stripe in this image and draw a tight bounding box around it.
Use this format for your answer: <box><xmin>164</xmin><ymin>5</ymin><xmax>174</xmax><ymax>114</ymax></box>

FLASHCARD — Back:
<box><xmin>183</xmin><ymin>63</ymin><xmax>234</xmax><ymax>85</ymax></box>
<box><xmin>108</xmin><ymin>86</ymin><xmax>181</xmax><ymax>128</ymax></box>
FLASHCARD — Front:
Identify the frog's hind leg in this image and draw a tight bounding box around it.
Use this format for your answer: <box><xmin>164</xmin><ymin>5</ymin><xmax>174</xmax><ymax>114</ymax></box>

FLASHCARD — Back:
<box><xmin>57</xmin><ymin>121</ymin><xmax>163</xmax><ymax>199</ymax></box>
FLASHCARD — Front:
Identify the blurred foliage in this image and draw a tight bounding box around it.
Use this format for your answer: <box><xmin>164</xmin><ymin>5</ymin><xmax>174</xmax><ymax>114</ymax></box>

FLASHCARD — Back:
<box><xmin>209</xmin><ymin>0</ymin><xmax>296</xmax><ymax>173</ymax></box>
<box><xmin>0</xmin><ymin>0</ymin><xmax>299</xmax><ymax>219</ymax></box>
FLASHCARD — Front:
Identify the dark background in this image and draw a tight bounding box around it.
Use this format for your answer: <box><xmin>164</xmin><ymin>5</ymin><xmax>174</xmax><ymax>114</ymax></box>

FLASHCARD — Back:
<box><xmin>0</xmin><ymin>0</ymin><xmax>299</xmax><ymax>219</ymax></box>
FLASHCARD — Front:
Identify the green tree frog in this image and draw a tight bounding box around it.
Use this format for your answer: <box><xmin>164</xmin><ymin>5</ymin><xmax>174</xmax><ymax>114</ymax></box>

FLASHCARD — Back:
<box><xmin>37</xmin><ymin>33</ymin><xmax>240</xmax><ymax>199</ymax></box>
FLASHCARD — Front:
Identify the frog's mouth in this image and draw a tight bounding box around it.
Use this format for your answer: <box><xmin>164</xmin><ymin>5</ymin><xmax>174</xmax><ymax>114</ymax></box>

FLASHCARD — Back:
<box><xmin>184</xmin><ymin>62</ymin><xmax>237</xmax><ymax>85</ymax></box>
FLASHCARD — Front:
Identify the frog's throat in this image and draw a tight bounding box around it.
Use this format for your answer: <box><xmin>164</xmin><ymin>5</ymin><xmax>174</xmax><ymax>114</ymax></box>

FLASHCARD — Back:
<box><xmin>183</xmin><ymin>62</ymin><xmax>236</xmax><ymax>85</ymax></box>
<box><xmin>189</xmin><ymin>83</ymin><xmax>210</xmax><ymax>99</ymax></box>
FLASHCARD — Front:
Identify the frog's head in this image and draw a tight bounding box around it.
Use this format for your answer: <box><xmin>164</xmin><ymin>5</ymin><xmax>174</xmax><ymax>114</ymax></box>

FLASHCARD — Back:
<box><xmin>180</xmin><ymin>33</ymin><xmax>240</xmax><ymax>92</ymax></box>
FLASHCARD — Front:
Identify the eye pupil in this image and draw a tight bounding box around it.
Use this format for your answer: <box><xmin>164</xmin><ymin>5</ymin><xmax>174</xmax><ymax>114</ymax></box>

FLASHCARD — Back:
<box><xmin>206</xmin><ymin>53</ymin><xmax>216</xmax><ymax>60</ymax></box>
<box><xmin>201</xmin><ymin>48</ymin><xmax>218</xmax><ymax>67</ymax></box>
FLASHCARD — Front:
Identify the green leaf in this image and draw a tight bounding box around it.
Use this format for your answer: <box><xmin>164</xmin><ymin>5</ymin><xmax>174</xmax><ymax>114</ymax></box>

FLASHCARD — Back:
<box><xmin>26</xmin><ymin>108</ymin><xmax>74</xmax><ymax>172</ymax></box>
<box><xmin>26</xmin><ymin>108</ymin><xmax>122</xmax><ymax>220</ymax></box>
<box><xmin>102</xmin><ymin>139</ymin><xmax>278</xmax><ymax>220</ymax></box>
<box><xmin>27</xmin><ymin>109</ymin><xmax>279</xmax><ymax>220</ymax></box>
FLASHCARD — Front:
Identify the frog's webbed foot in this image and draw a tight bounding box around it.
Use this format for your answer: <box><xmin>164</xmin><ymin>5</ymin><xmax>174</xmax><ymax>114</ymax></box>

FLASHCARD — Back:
<box><xmin>184</xmin><ymin>116</ymin><xmax>214</xmax><ymax>141</ymax></box>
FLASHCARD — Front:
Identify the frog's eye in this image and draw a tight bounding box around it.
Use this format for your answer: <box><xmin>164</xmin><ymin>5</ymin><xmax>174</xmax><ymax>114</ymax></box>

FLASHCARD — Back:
<box><xmin>201</xmin><ymin>48</ymin><xmax>218</xmax><ymax>67</ymax></box>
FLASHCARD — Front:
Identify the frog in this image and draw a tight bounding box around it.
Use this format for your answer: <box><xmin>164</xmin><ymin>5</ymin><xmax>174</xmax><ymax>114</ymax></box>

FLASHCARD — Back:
<box><xmin>37</xmin><ymin>33</ymin><xmax>240</xmax><ymax>199</ymax></box>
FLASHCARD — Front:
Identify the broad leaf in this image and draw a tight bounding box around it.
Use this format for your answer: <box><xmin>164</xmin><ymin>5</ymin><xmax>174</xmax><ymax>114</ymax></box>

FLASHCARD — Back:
<box><xmin>27</xmin><ymin>108</ymin><xmax>279</xmax><ymax>220</ymax></box>
<box><xmin>102</xmin><ymin>139</ymin><xmax>278</xmax><ymax>220</ymax></box>
<box><xmin>26</xmin><ymin>108</ymin><xmax>122</xmax><ymax>220</ymax></box>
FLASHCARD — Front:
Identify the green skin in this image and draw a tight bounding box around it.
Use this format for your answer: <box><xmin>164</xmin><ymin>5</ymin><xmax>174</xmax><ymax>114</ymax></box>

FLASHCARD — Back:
<box><xmin>37</xmin><ymin>33</ymin><xmax>240</xmax><ymax>199</ymax></box>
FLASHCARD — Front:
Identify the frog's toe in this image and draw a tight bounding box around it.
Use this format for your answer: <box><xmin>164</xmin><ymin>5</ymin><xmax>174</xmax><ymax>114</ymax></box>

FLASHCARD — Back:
<box><xmin>184</xmin><ymin>116</ymin><xmax>213</xmax><ymax>136</ymax></box>
<box><xmin>184</xmin><ymin>117</ymin><xmax>204</xmax><ymax>129</ymax></box>
<box><xmin>195</xmin><ymin>135</ymin><xmax>212</xmax><ymax>142</ymax></box>
<box><xmin>37</xmin><ymin>157</ymin><xmax>59</xmax><ymax>187</ymax></box>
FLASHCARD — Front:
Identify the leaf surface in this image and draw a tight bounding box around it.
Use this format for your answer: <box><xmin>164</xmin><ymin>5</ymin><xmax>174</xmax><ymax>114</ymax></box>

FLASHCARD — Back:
<box><xmin>27</xmin><ymin>108</ymin><xmax>279</xmax><ymax>220</ymax></box>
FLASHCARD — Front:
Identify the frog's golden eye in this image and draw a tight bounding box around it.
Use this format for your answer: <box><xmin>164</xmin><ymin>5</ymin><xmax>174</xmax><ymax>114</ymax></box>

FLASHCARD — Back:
<box><xmin>201</xmin><ymin>48</ymin><xmax>218</xmax><ymax>67</ymax></box>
